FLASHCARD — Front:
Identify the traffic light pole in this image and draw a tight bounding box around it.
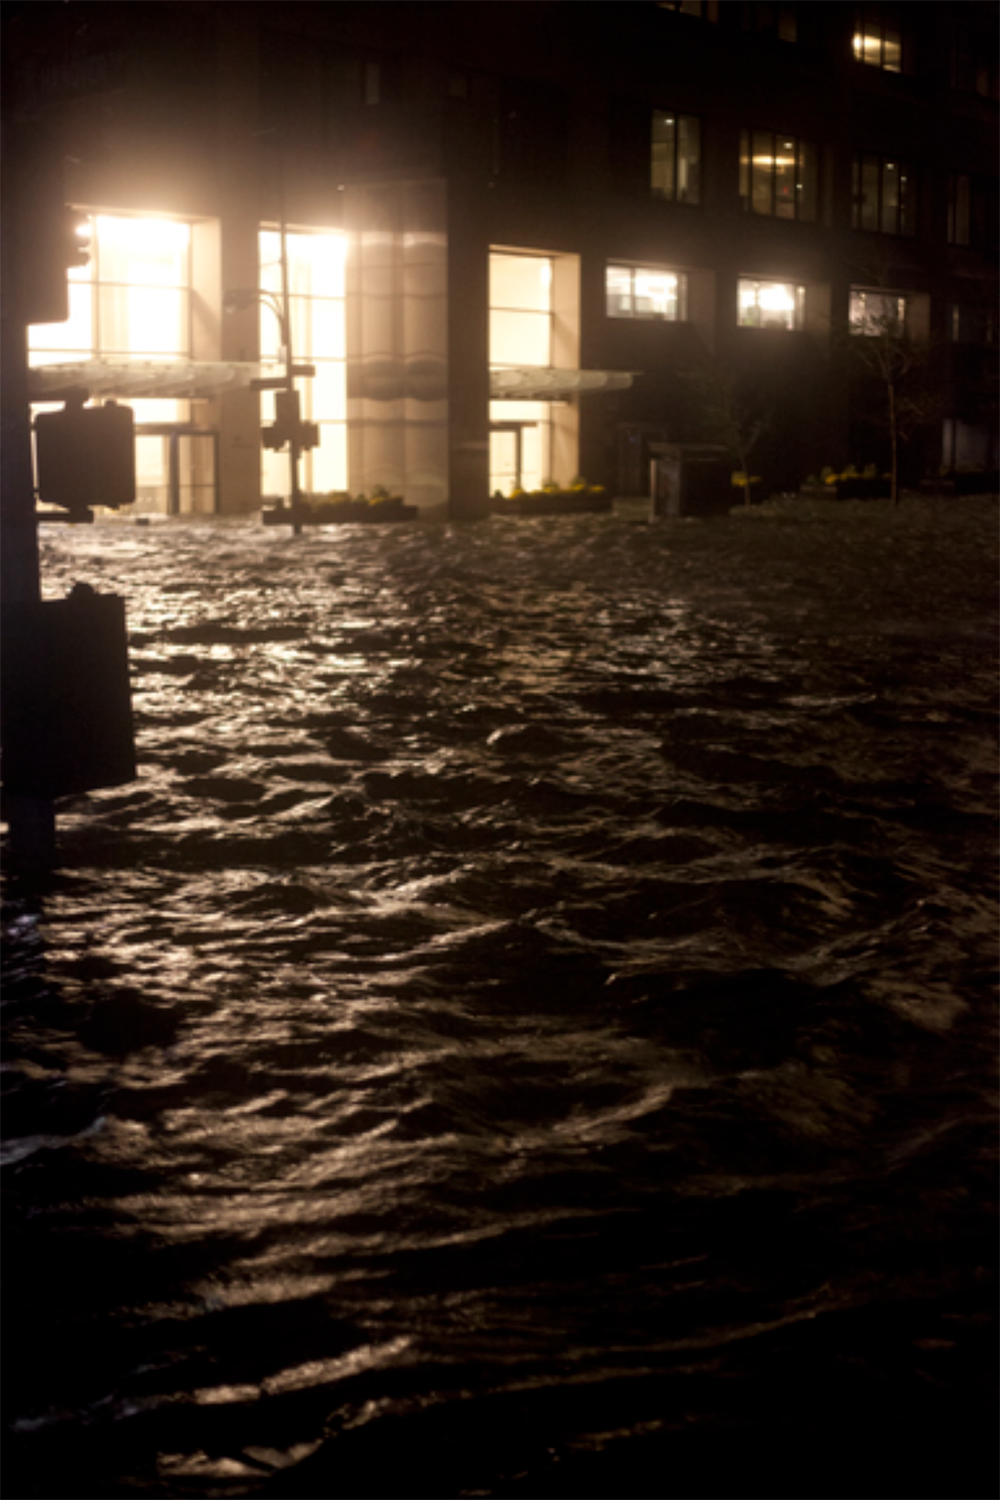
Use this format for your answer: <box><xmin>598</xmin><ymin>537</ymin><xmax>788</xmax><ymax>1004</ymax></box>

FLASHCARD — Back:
<box><xmin>279</xmin><ymin>216</ymin><xmax>303</xmax><ymax>539</ymax></box>
<box><xmin>1</xmin><ymin>120</ymin><xmax>56</xmax><ymax>870</ymax></box>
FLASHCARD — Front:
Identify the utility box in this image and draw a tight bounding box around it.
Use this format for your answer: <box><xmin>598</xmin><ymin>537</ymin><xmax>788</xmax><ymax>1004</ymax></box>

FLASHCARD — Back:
<box><xmin>650</xmin><ymin>443</ymin><xmax>731</xmax><ymax>518</ymax></box>
<box><xmin>34</xmin><ymin>401</ymin><xmax>136</xmax><ymax>516</ymax></box>
<box><xmin>1</xmin><ymin>587</ymin><xmax>136</xmax><ymax>798</ymax></box>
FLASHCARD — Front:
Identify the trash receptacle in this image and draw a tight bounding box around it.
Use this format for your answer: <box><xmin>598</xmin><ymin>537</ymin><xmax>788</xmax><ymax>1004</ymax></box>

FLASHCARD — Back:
<box><xmin>650</xmin><ymin>443</ymin><xmax>731</xmax><ymax>518</ymax></box>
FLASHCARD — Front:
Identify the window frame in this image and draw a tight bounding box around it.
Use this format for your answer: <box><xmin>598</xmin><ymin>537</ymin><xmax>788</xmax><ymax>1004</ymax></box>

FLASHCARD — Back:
<box><xmin>605</xmin><ymin>262</ymin><xmax>689</xmax><ymax>322</ymax></box>
<box><xmin>852</xmin><ymin>3</ymin><xmax>904</xmax><ymax>73</ymax></box>
<box><xmin>650</xmin><ymin>110</ymin><xmax>702</xmax><ymax>205</ymax></box>
<box><xmin>736</xmin><ymin>276</ymin><xmax>805</xmax><ymax>331</ymax></box>
<box><xmin>739</xmin><ymin>128</ymin><xmax>818</xmax><ymax>222</ymax></box>
<box><xmin>657</xmin><ymin>2</ymin><xmax>707</xmax><ymax>17</ymax></box>
<box><xmin>851</xmin><ymin>153</ymin><xmax>916</xmax><ymax>237</ymax></box>
<box><xmin>742</xmin><ymin>3</ymin><xmax>798</xmax><ymax>44</ymax></box>
<box><xmin>849</xmin><ymin>287</ymin><xmax>908</xmax><ymax>336</ymax></box>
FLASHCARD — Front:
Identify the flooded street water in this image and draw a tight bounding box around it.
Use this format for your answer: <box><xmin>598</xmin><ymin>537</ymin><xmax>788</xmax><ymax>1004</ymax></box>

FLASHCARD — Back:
<box><xmin>3</xmin><ymin>498</ymin><xmax>997</xmax><ymax>1499</ymax></box>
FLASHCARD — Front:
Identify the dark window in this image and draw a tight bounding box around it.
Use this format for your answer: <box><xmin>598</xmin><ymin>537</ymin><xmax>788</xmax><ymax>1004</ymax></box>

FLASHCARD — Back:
<box><xmin>324</xmin><ymin>53</ymin><xmax>391</xmax><ymax>110</ymax></box>
<box><xmin>852</xmin><ymin>3</ymin><xmax>903</xmax><ymax>72</ymax></box>
<box><xmin>949</xmin><ymin>303</ymin><xmax>998</xmax><ymax>344</ymax></box>
<box><xmin>742</xmin><ymin>3</ymin><xmax>798</xmax><ymax>43</ymax></box>
<box><xmin>658</xmin><ymin>2</ymin><xmax>706</xmax><ymax>17</ymax></box>
<box><xmin>851</xmin><ymin>153</ymin><xmax>916</xmax><ymax>236</ymax></box>
<box><xmin>739</xmin><ymin>129</ymin><xmax>817</xmax><ymax>221</ymax></box>
<box><xmin>651</xmin><ymin>112</ymin><xmax>701</xmax><ymax>203</ymax></box>
<box><xmin>952</xmin><ymin>27</ymin><xmax>999</xmax><ymax>98</ymax></box>
<box><xmin>949</xmin><ymin>175</ymin><xmax>1000</xmax><ymax>256</ymax></box>
<box><xmin>492</xmin><ymin>79</ymin><xmax>567</xmax><ymax>182</ymax></box>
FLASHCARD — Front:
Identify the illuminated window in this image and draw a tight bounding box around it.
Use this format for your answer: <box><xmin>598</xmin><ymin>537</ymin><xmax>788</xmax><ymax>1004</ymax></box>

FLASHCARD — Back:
<box><xmin>849</xmin><ymin>288</ymin><xmax>907</xmax><ymax>334</ymax></box>
<box><xmin>489</xmin><ymin>252</ymin><xmax>554</xmax><ymax>492</ymax></box>
<box><xmin>737</xmin><ymin>278</ymin><xmax>804</xmax><ymax>330</ymax></box>
<box><xmin>852</xmin><ymin>4</ymin><xmax>902</xmax><ymax>71</ymax></box>
<box><xmin>851</xmin><ymin>153</ymin><xmax>916</xmax><ymax>236</ymax></box>
<box><xmin>28</xmin><ymin>213</ymin><xmax>196</xmax><ymax>512</ymax></box>
<box><xmin>27</xmin><ymin>215</ymin><xmax>185</xmax><ymax>374</ymax></box>
<box><xmin>258</xmin><ymin>228</ymin><xmax>348</xmax><ymax>495</ymax></box>
<box><xmin>739</xmin><ymin>130</ymin><xmax>817</xmax><ymax>221</ymax></box>
<box><xmin>606</xmin><ymin>263</ymin><xmax>688</xmax><ymax>320</ymax></box>
<box><xmin>489</xmin><ymin>253</ymin><xmax>552</xmax><ymax>366</ymax></box>
<box><xmin>29</xmin><ymin>213</ymin><xmax>191</xmax><ymax>405</ymax></box>
<box><xmin>651</xmin><ymin>113</ymin><xmax>701</xmax><ymax>204</ymax></box>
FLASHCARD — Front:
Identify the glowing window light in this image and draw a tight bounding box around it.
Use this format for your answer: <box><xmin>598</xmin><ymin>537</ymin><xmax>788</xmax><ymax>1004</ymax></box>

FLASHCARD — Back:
<box><xmin>853</xmin><ymin>26</ymin><xmax>902</xmax><ymax>72</ymax></box>
<box><xmin>605</xmin><ymin>263</ymin><xmax>687</xmax><ymax>321</ymax></box>
<box><xmin>738</xmin><ymin>278</ymin><xmax>803</xmax><ymax>329</ymax></box>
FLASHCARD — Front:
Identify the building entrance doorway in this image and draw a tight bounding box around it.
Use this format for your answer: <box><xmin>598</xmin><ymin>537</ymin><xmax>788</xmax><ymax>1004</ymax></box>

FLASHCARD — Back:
<box><xmin>490</xmin><ymin>421</ymin><xmax>538</xmax><ymax>495</ymax></box>
<box><xmin>135</xmin><ymin>426</ymin><xmax>219</xmax><ymax>515</ymax></box>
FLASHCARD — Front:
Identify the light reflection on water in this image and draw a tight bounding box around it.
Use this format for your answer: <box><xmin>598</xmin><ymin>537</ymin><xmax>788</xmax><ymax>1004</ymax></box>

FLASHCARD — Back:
<box><xmin>2</xmin><ymin>499</ymin><xmax>998</xmax><ymax>1498</ymax></box>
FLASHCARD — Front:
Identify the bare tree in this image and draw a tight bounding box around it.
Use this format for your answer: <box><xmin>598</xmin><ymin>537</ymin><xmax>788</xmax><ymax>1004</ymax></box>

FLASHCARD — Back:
<box><xmin>847</xmin><ymin>300</ymin><xmax>944</xmax><ymax>505</ymax></box>
<box><xmin>676</xmin><ymin>363</ymin><xmax>772</xmax><ymax>504</ymax></box>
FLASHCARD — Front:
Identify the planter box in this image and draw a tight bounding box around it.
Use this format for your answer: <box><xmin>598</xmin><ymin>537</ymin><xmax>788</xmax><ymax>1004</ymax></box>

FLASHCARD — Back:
<box><xmin>262</xmin><ymin>498</ymin><xmax>417</xmax><ymax>526</ymax></box>
<box><xmin>799</xmin><ymin>479</ymin><xmax>891</xmax><ymax>501</ymax></box>
<box><xmin>492</xmin><ymin>489</ymin><xmax>612</xmax><ymax>517</ymax></box>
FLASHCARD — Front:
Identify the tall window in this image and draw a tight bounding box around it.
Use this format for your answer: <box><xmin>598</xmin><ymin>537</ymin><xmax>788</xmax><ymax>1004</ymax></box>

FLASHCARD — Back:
<box><xmin>489</xmin><ymin>252</ymin><xmax>554</xmax><ymax>493</ymax></box>
<box><xmin>851</xmin><ymin>154</ymin><xmax>916</xmax><ymax>236</ymax></box>
<box><xmin>948</xmin><ymin>174</ymin><xmax>999</xmax><ymax>256</ymax></box>
<box><xmin>849</xmin><ymin>287</ymin><xmax>907</xmax><ymax>334</ymax></box>
<box><xmin>651</xmin><ymin>112</ymin><xmax>701</xmax><ymax>203</ymax></box>
<box><xmin>28</xmin><ymin>214</ymin><xmax>194</xmax><ymax>509</ymax></box>
<box><xmin>852</xmin><ymin>3</ymin><xmax>903</xmax><ymax>71</ymax></box>
<box><xmin>29</xmin><ymin>213</ymin><xmax>191</xmax><ymax>412</ymax></box>
<box><xmin>737</xmin><ymin>278</ymin><xmax>804</xmax><ymax>330</ymax></box>
<box><xmin>489</xmin><ymin>253</ymin><xmax>552</xmax><ymax>367</ymax></box>
<box><xmin>739</xmin><ymin>130</ymin><xmax>817</xmax><ymax>220</ymax></box>
<box><xmin>258</xmin><ymin>229</ymin><xmax>348</xmax><ymax>495</ymax></box>
<box><xmin>948</xmin><ymin>174</ymin><xmax>972</xmax><ymax>247</ymax></box>
<box><xmin>606</xmin><ymin>263</ymin><xmax>687</xmax><ymax>321</ymax></box>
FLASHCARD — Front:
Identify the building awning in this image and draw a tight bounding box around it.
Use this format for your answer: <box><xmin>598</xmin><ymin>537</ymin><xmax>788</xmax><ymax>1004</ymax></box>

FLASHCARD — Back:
<box><xmin>29</xmin><ymin>359</ymin><xmax>639</xmax><ymax>404</ymax></box>
<box><xmin>490</xmin><ymin>367</ymin><xmax>638</xmax><ymax>400</ymax></box>
<box><xmin>28</xmin><ymin>360</ymin><xmax>264</xmax><ymax>402</ymax></box>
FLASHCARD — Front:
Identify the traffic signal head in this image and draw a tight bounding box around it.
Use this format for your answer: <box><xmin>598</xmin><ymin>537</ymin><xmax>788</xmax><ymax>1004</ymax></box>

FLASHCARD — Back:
<box><xmin>64</xmin><ymin>210</ymin><xmax>92</xmax><ymax>270</ymax></box>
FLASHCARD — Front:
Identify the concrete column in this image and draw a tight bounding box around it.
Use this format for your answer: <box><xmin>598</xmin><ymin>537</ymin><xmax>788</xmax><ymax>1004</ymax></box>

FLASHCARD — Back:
<box><xmin>446</xmin><ymin>180</ymin><xmax>490</xmax><ymax>520</ymax></box>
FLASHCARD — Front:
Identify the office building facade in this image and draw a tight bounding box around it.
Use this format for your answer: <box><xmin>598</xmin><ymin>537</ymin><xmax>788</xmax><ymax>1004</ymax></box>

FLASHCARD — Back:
<box><xmin>10</xmin><ymin>1</ymin><xmax>998</xmax><ymax>517</ymax></box>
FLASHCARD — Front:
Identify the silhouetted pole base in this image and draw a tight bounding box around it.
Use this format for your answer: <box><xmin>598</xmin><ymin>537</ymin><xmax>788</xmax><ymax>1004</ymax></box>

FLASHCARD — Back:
<box><xmin>4</xmin><ymin>796</ymin><xmax>57</xmax><ymax>873</ymax></box>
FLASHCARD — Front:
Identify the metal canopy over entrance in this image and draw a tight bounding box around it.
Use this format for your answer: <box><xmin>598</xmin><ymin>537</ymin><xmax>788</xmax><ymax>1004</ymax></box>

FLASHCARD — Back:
<box><xmin>28</xmin><ymin>360</ymin><xmax>263</xmax><ymax>402</ymax></box>
<box><xmin>490</xmin><ymin>367</ymin><xmax>637</xmax><ymax>400</ymax></box>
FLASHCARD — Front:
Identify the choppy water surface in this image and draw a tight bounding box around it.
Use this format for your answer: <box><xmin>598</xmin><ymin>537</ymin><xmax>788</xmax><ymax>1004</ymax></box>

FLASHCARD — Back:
<box><xmin>3</xmin><ymin>499</ymin><xmax>998</xmax><ymax>1499</ymax></box>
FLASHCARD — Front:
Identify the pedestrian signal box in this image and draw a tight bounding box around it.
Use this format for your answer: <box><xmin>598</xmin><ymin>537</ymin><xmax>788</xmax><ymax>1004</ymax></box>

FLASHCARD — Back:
<box><xmin>34</xmin><ymin>400</ymin><xmax>136</xmax><ymax>518</ymax></box>
<box><xmin>1</xmin><ymin>586</ymin><xmax>136</xmax><ymax>799</ymax></box>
